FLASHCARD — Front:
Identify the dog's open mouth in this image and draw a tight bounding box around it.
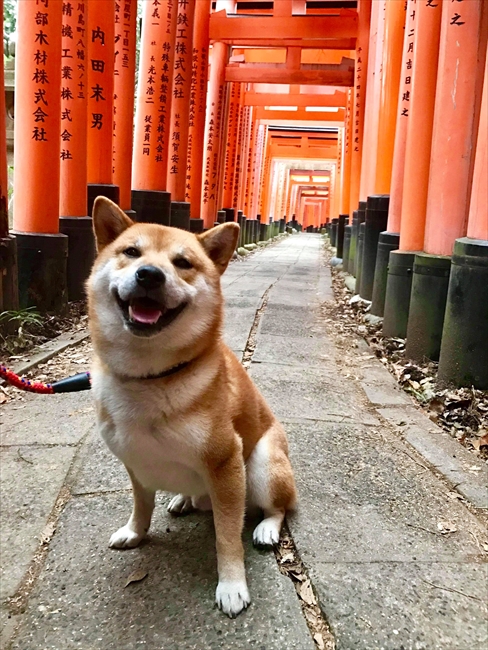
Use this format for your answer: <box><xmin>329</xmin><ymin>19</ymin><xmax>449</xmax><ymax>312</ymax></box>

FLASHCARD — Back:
<box><xmin>116</xmin><ymin>294</ymin><xmax>187</xmax><ymax>335</ymax></box>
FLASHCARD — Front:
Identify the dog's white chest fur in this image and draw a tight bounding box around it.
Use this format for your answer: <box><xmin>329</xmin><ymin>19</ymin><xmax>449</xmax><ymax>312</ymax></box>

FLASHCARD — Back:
<box><xmin>93</xmin><ymin>372</ymin><xmax>209</xmax><ymax>495</ymax></box>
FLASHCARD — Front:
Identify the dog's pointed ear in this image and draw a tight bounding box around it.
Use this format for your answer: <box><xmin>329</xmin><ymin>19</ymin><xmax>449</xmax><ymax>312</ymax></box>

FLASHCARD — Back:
<box><xmin>198</xmin><ymin>222</ymin><xmax>239</xmax><ymax>274</ymax></box>
<box><xmin>92</xmin><ymin>196</ymin><xmax>134</xmax><ymax>252</ymax></box>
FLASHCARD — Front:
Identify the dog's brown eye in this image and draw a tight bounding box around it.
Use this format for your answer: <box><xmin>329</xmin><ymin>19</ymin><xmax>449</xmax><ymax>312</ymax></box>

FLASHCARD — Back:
<box><xmin>173</xmin><ymin>257</ymin><xmax>193</xmax><ymax>270</ymax></box>
<box><xmin>123</xmin><ymin>247</ymin><xmax>141</xmax><ymax>258</ymax></box>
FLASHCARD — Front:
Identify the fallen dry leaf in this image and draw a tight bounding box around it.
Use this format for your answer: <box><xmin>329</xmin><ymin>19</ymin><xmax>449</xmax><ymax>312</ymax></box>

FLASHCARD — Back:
<box><xmin>40</xmin><ymin>522</ymin><xmax>56</xmax><ymax>545</ymax></box>
<box><xmin>314</xmin><ymin>632</ymin><xmax>325</xmax><ymax>649</ymax></box>
<box><xmin>299</xmin><ymin>579</ymin><xmax>315</xmax><ymax>606</ymax></box>
<box><xmin>437</xmin><ymin>521</ymin><xmax>458</xmax><ymax>535</ymax></box>
<box><xmin>124</xmin><ymin>569</ymin><xmax>148</xmax><ymax>588</ymax></box>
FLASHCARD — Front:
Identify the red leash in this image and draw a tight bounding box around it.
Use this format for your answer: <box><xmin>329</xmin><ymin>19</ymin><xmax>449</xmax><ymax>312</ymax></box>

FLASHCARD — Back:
<box><xmin>0</xmin><ymin>365</ymin><xmax>91</xmax><ymax>394</ymax></box>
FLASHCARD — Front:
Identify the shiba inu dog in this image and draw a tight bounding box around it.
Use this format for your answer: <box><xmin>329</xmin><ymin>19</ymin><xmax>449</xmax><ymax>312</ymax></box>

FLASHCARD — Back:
<box><xmin>87</xmin><ymin>197</ymin><xmax>296</xmax><ymax>618</ymax></box>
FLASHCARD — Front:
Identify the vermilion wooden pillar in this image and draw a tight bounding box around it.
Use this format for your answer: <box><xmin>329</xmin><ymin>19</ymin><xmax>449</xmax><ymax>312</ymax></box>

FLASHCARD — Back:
<box><xmin>340</xmin><ymin>90</ymin><xmax>353</xmax><ymax>216</ymax></box>
<box><xmin>201</xmin><ymin>42</ymin><xmax>227</xmax><ymax>229</ymax></box>
<box><xmin>131</xmin><ymin>0</ymin><xmax>177</xmax><ymax>225</ymax></box>
<box><xmin>86</xmin><ymin>0</ymin><xmax>119</xmax><ymax>212</ymax></box>
<box><xmin>13</xmin><ymin>0</ymin><xmax>67</xmax><ymax>312</ymax></box>
<box><xmin>187</xmin><ymin>0</ymin><xmax>211</xmax><ymax>230</ymax></box>
<box><xmin>370</xmin><ymin>0</ymin><xmax>416</xmax><ymax>317</ymax></box>
<box><xmin>222</xmin><ymin>83</ymin><xmax>241</xmax><ymax>216</ymax></box>
<box><xmin>232</xmin><ymin>89</ymin><xmax>245</xmax><ymax>215</ymax></box>
<box><xmin>167</xmin><ymin>0</ymin><xmax>196</xmax><ymax>230</ymax></box>
<box><xmin>58</xmin><ymin>1</ymin><xmax>93</xmax><ymax>301</ymax></box>
<box><xmin>383</xmin><ymin>0</ymin><xmax>442</xmax><ymax>338</ymax></box>
<box><xmin>374</xmin><ymin>0</ymin><xmax>406</xmax><ymax>194</ymax></box>
<box><xmin>113</xmin><ymin>0</ymin><xmax>137</xmax><ymax>214</ymax></box>
<box><xmin>349</xmin><ymin>0</ymin><xmax>371</xmax><ymax>210</ymax></box>
<box><xmin>406</xmin><ymin>0</ymin><xmax>488</xmax><ymax>362</ymax></box>
<box><xmin>0</xmin><ymin>2</ymin><xmax>17</xmax><ymax>311</ymax></box>
<box><xmin>439</xmin><ymin>47</ymin><xmax>488</xmax><ymax>388</ymax></box>
<box><xmin>238</xmin><ymin>106</ymin><xmax>252</xmax><ymax>214</ymax></box>
<box><xmin>360</xmin><ymin>0</ymin><xmax>386</xmax><ymax>201</ymax></box>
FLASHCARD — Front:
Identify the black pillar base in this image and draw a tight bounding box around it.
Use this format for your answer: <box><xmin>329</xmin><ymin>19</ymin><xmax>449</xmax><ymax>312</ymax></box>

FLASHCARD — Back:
<box><xmin>217</xmin><ymin>210</ymin><xmax>226</xmax><ymax>224</ymax></box>
<box><xmin>355</xmin><ymin>222</ymin><xmax>366</xmax><ymax>295</ymax></box>
<box><xmin>170</xmin><ymin>202</ymin><xmax>190</xmax><ymax>230</ymax></box>
<box><xmin>438</xmin><ymin>238</ymin><xmax>488</xmax><ymax>389</ymax></box>
<box><xmin>0</xmin><ymin>235</ymin><xmax>19</xmax><ymax>311</ymax></box>
<box><xmin>371</xmin><ymin>231</ymin><xmax>400</xmax><ymax>317</ymax></box>
<box><xmin>382</xmin><ymin>250</ymin><xmax>416</xmax><ymax>338</ymax></box>
<box><xmin>124</xmin><ymin>209</ymin><xmax>137</xmax><ymax>220</ymax></box>
<box><xmin>343</xmin><ymin>225</ymin><xmax>352</xmax><ymax>273</ymax></box>
<box><xmin>360</xmin><ymin>195</ymin><xmax>390</xmax><ymax>300</ymax></box>
<box><xmin>189</xmin><ymin>219</ymin><xmax>204</xmax><ymax>234</ymax></box>
<box><xmin>405</xmin><ymin>252</ymin><xmax>451</xmax><ymax>362</ymax></box>
<box><xmin>237</xmin><ymin>214</ymin><xmax>246</xmax><ymax>248</ymax></box>
<box><xmin>131</xmin><ymin>189</ymin><xmax>171</xmax><ymax>225</ymax></box>
<box><xmin>330</xmin><ymin>218</ymin><xmax>338</xmax><ymax>247</ymax></box>
<box><xmin>59</xmin><ymin>216</ymin><xmax>96</xmax><ymax>302</ymax></box>
<box><xmin>14</xmin><ymin>232</ymin><xmax>68</xmax><ymax>313</ymax></box>
<box><xmin>87</xmin><ymin>184</ymin><xmax>120</xmax><ymax>216</ymax></box>
<box><xmin>353</xmin><ymin>201</ymin><xmax>367</xmax><ymax>279</ymax></box>
<box><xmin>348</xmin><ymin>210</ymin><xmax>358</xmax><ymax>276</ymax></box>
<box><xmin>279</xmin><ymin>219</ymin><xmax>285</xmax><ymax>234</ymax></box>
<box><xmin>260</xmin><ymin>223</ymin><xmax>268</xmax><ymax>241</ymax></box>
<box><xmin>337</xmin><ymin>214</ymin><xmax>348</xmax><ymax>259</ymax></box>
<box><xmin>223</xmin><ymin>207</ymin><xmax>236</xmax><ymax>222</ymax></box>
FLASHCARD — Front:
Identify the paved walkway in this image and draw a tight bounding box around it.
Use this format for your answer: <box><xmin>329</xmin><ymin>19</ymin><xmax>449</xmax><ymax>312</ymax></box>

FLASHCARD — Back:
<box><xmin>1</xmin><ymin>234</ymin><xmax>487</xmax><ymax>650</ymax></box>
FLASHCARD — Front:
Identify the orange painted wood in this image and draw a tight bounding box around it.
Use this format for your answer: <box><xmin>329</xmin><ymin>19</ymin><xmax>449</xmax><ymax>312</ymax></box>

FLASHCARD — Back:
<box><xmin>113</xmin><ymin>0</ymin><xmax>137</xmax><ymax>211</ymax></box>
<box><xmin>232</xmin><ymin>92</ymin><xmax>245</xmax><ymax>211</ymax></box>
<box><xmin>59</xmin><ymin>1</ymin><xmax>88</xmax><ymax>217</ymax></box>
<box><xmin>132</xmin><ymin>0</ymin><xmax>177</xmax><ymax>191</ymax></box>
<box><xmin>0</xmin><ymin>2</ymin><xmax>8</xmax><ymax>238</ymax></box>
<box><xmin>244</xmin><ymin>91</ymin><xmax>347</xmax><ymax>107</ymax></box>
<box><xmin>166</xmin><ymin>0</ymin><xmax>196</xmax><ymax>201</ymax></box>
<box><xmin>349</xmin><ymin>0</ymin><xmax>372</xmax><ymax>210</ymax></box>
<box><xmin>424</xmin><ymin>0</ymin><xmax>488</xmax><ymax>256</ymax></box>
<box><xmin>209</xmin><ymin>11</ymin><xmax>358</xmax><ymax>43</ymax></box>
<box><xmin>201</xmin><ymin>42</ymin><xmax>227</xmax><ymax>227</ymax></box>
<box><xmin>374</xmin><ymin>0</ymin><xmax>406</xmax><ymax>194</ymax></box>
<box><xmin>244</xmin><ymin>117</ymin><xmax>256</xmax><ymax>214</ymax></box>
<box><xmin>399</xmin><ymin>0</ymin><xmax>442</xmax><ymax>252</ymax></box>
<box><xmin>187</xmin><ymin>0</ymin><xmax>211</xmax><ymax>216</ymax></box>
<box><xmin>254</xmin><ymin>108</ymin><xmax>345</xmax><ymax>122</ymax></box>
<box><xmin>387</xmin><ymin>0</ymin><xmax>416</xmax><ymax>233</ymax></box>
<box><xmin>467</xmin><ymin>46</ymin><xmax>488</xmax><ymax>241</ymax></box>
<box><xmin>340</xmin><ymin>90</ymin><xmax>353</xmax><ymax>215</ymax></box>
<box><xmin>238</xmin><ymin>106</ymin><xmax>252</xmax><ymax>212</ymax></box>
<box><xmin>225</xmin><ymin>65</ymin><xmax>354</xmax><ymax>87</ymax></box>
<box><xmin>359</xmin><ymin>0</ymin><xmax>386</xmax><ymax>200</ymax></box>
<box><xmin>222</xmin><ymin>83</ymin><xmax>241</xmax><ymax>208</ymax></box>
<box><xmin>86</xmin><ymin>0</ymin><xmax>115</xmax><ymax>185</ymax></box>
<box><xmin>13</xmin><ymin>0</ymin><xmax>62</xmax><ymax>233</ymax></box>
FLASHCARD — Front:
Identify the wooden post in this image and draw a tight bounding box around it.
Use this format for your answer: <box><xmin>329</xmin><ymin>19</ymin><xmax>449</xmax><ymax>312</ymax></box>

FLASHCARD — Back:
<box><xmin>406</xmin><ymin>0</ymin><xmax>488</xmax><ymax>362</ymax></box>
<box><xmin>187</xmin><ymin>0</ymin><xmax>211</xmax><ymax>230</ymax></box>
<box><xmin>13</xmin><ymin>0</ymin><xmax>67</xmax><ymax>312</ymax></box>
<box><xmin>131</xmin><ymin>0</ymin><xmax>177</xmax><ymax>225</ymax></box>
<box><xmin>340</xmin><ymin>90</ymin><xmax>353</xmax><ymax>216</ymax></box>
<box><xmin>0</xmin><ymin>1</ymin><xmax>18</xmax><ymax>310</ymax></box>
<box><xmin>374</xmin><ymin>0</ymin><xmax>406</xmax><ymax>194</ymax></box>
<box><xmin>113</xmin><ymin>0</ymin><xmax>137</xmax><ymax>213</ymax></box>
<box><xmin>222</xmin><ymin>82</ymin><xmax>241</xmax><ymax>213</ymax></box>
<box><xmin>86</xmin><ymin>0</ymin><xmax>119</xmax><ymax>212</ymax></box>
<box><xmin>439</xmin><ymin>47</ymin><xmax>488</xmax><ymax>388</ymax></box>
<box><xmin>167</xmin><ymin>0</ymin><xmax>196</xmax><ymax>230</ymax></box>
<box><xmin>383</xmin><ymin>0</ymin><xmax>442</xmax><ymax>338</ymax></box>
<box><xmin>349</xmin><ymin>0</ymin><xmax>372</xmax><ymax>210</ymax></box>
<box><xmin>201</xmin><ymin>42</ymin><xmax>227</xmax><ymax>229</ymax></box>
<box><xmin>58</xmin><ymin>1</ymin><xmax>94</xmax><ymax>301</ymax></box>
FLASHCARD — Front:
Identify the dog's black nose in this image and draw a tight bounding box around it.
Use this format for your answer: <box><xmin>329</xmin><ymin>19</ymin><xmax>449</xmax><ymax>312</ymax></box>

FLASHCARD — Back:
<box><xmin>135</xmin><ymin>265</ymin><xmax>165</xmax><ymax>289</ymax></box>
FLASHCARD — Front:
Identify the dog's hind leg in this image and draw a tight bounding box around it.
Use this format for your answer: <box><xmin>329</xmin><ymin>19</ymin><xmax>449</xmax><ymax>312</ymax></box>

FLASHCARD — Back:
<box><xmin>109</xmin><ymin>466</ymin><xmax>155</xmax><ymax>548</ymax></box>
<box><xmin>246</xmin><ymin>422</ymin><xmax>296</xmax><ymax>548</ymax></box>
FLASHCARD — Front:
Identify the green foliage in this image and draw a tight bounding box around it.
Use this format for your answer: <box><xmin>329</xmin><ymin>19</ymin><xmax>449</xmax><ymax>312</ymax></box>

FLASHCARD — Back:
<box><xmin>3</xmin><ymin>0</ymin><xmax>16</xmax><ymax>38</ymax></box>
<box><xmin>0</xmin><ymin>307</ymin><xmax>43</xmax><ymax>328</ymax></box>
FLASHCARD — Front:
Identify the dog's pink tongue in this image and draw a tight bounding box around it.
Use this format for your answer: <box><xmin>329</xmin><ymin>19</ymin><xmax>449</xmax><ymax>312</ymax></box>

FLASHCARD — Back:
<box><xmin>129</xmin><ymin>303</ymin><xmax>162</xmax><ymax>324</ymax></box>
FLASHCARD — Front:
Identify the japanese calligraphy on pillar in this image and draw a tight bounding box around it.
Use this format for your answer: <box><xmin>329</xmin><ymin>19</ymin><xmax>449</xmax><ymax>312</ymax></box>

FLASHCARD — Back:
<box><xmin>132</xmin><ymin>0</ymin><xmax>177</xmax><ymax>190</ymax></box>
<box><xmin>232</xmin><ymin>100</ymin><xmax>244</xmax><ymax>208</ymax></box>
<box><xmin>113</xmin><ymin>0</ymin><xmax>136</xmax><ymax>209</ymax></box>
<box><xmin>167</xmin><ymin>0</ymin><xmax>195</xmax><ymax>200</ymax></box>
<box><xmin>86</xmin><ymin>1</ymin><xmax>115</xmax><ymax>184</ymax></box>
<box><xmin>400</xmin><ymin>0</ymin><xmax>416</xmax><ymax>118</ymax></box>
<box><xmin>59</xmin><ymin>0</ymin><xmax>87</xmax><ymax>216</ymax></box>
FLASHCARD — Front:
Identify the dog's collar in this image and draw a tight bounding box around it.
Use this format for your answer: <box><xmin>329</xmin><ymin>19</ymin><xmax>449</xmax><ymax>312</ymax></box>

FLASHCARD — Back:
<box><xmin>117</xmin><ymin>360</ymin><xmax>191</xmax><ymax>382</ymax></box>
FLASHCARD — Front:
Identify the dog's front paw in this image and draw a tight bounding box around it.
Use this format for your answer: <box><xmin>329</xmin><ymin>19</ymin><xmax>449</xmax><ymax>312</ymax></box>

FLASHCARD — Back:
<box><xmin>109</xmin><ymin>525</ymin><xmax>145</xmax><ymax>549</ymax></box>
<box><xmin>167</xmin><ymin>494</ymin><xmax>194</xmax><ymax>515</ymax></box>
<box><xmin>253</xmin><ymin>519</ymin><xmax>281</xmax><ymax>547</ymax></box>
<box><xmin>216</xmin><ymin>580</ymin><xmax>251</xmax><ymax>618</ymax></box>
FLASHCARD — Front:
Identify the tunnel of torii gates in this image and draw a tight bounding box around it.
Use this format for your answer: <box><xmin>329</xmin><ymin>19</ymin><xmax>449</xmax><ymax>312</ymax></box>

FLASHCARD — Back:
<box><xmin>0</xmin><ymin>0</ymin><xmax>487</xmax><ymax>388</ymax></box>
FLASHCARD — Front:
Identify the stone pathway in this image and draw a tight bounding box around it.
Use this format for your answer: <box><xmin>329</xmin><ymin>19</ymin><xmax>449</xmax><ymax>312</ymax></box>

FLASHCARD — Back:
<box><xmin>1</xmin><ymin>234</ymin><xmax>486</xmax><ymax>650</ymax></box>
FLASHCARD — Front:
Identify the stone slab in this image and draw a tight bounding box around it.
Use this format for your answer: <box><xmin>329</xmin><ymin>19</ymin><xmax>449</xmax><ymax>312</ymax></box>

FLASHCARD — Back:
<box><xmin>253</xmin><ymin>334</ymin><xmax>338</xmax><ymax>367</ymax></box>
<box><xmin>286</xmin><ymin>419</ymin><xmax>488</xmax><ymax>649</ymax></box>
<box><xmin>71</xmin><ymin>429</ymin><xmax>129</xmax><ymax>496</ymax></box>
<box><xmin>0</xmin><ymin>445</ymin><xmax>76</xmax><ymax>602</ymax></box>
<box><xmin>9</xmin><ymin>494</ymin><xmax>314</xmax><ymax>650</ymax></box>
<box><xmin>361</xmin><ymin>381</ymin><xmax>412</xmax><ymax>406</ymax></box>
<box><xmin>259</xmin><ymin>305</ymin><xmax>317</xmax><ymax>338</ymax></box>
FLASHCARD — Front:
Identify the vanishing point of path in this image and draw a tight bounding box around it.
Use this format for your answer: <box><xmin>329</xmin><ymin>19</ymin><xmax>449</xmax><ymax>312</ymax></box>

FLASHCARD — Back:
<box><xmin>1</xmin><ymin>234</ymin><xmax>487</xmax><ymax>649</ymax></box>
